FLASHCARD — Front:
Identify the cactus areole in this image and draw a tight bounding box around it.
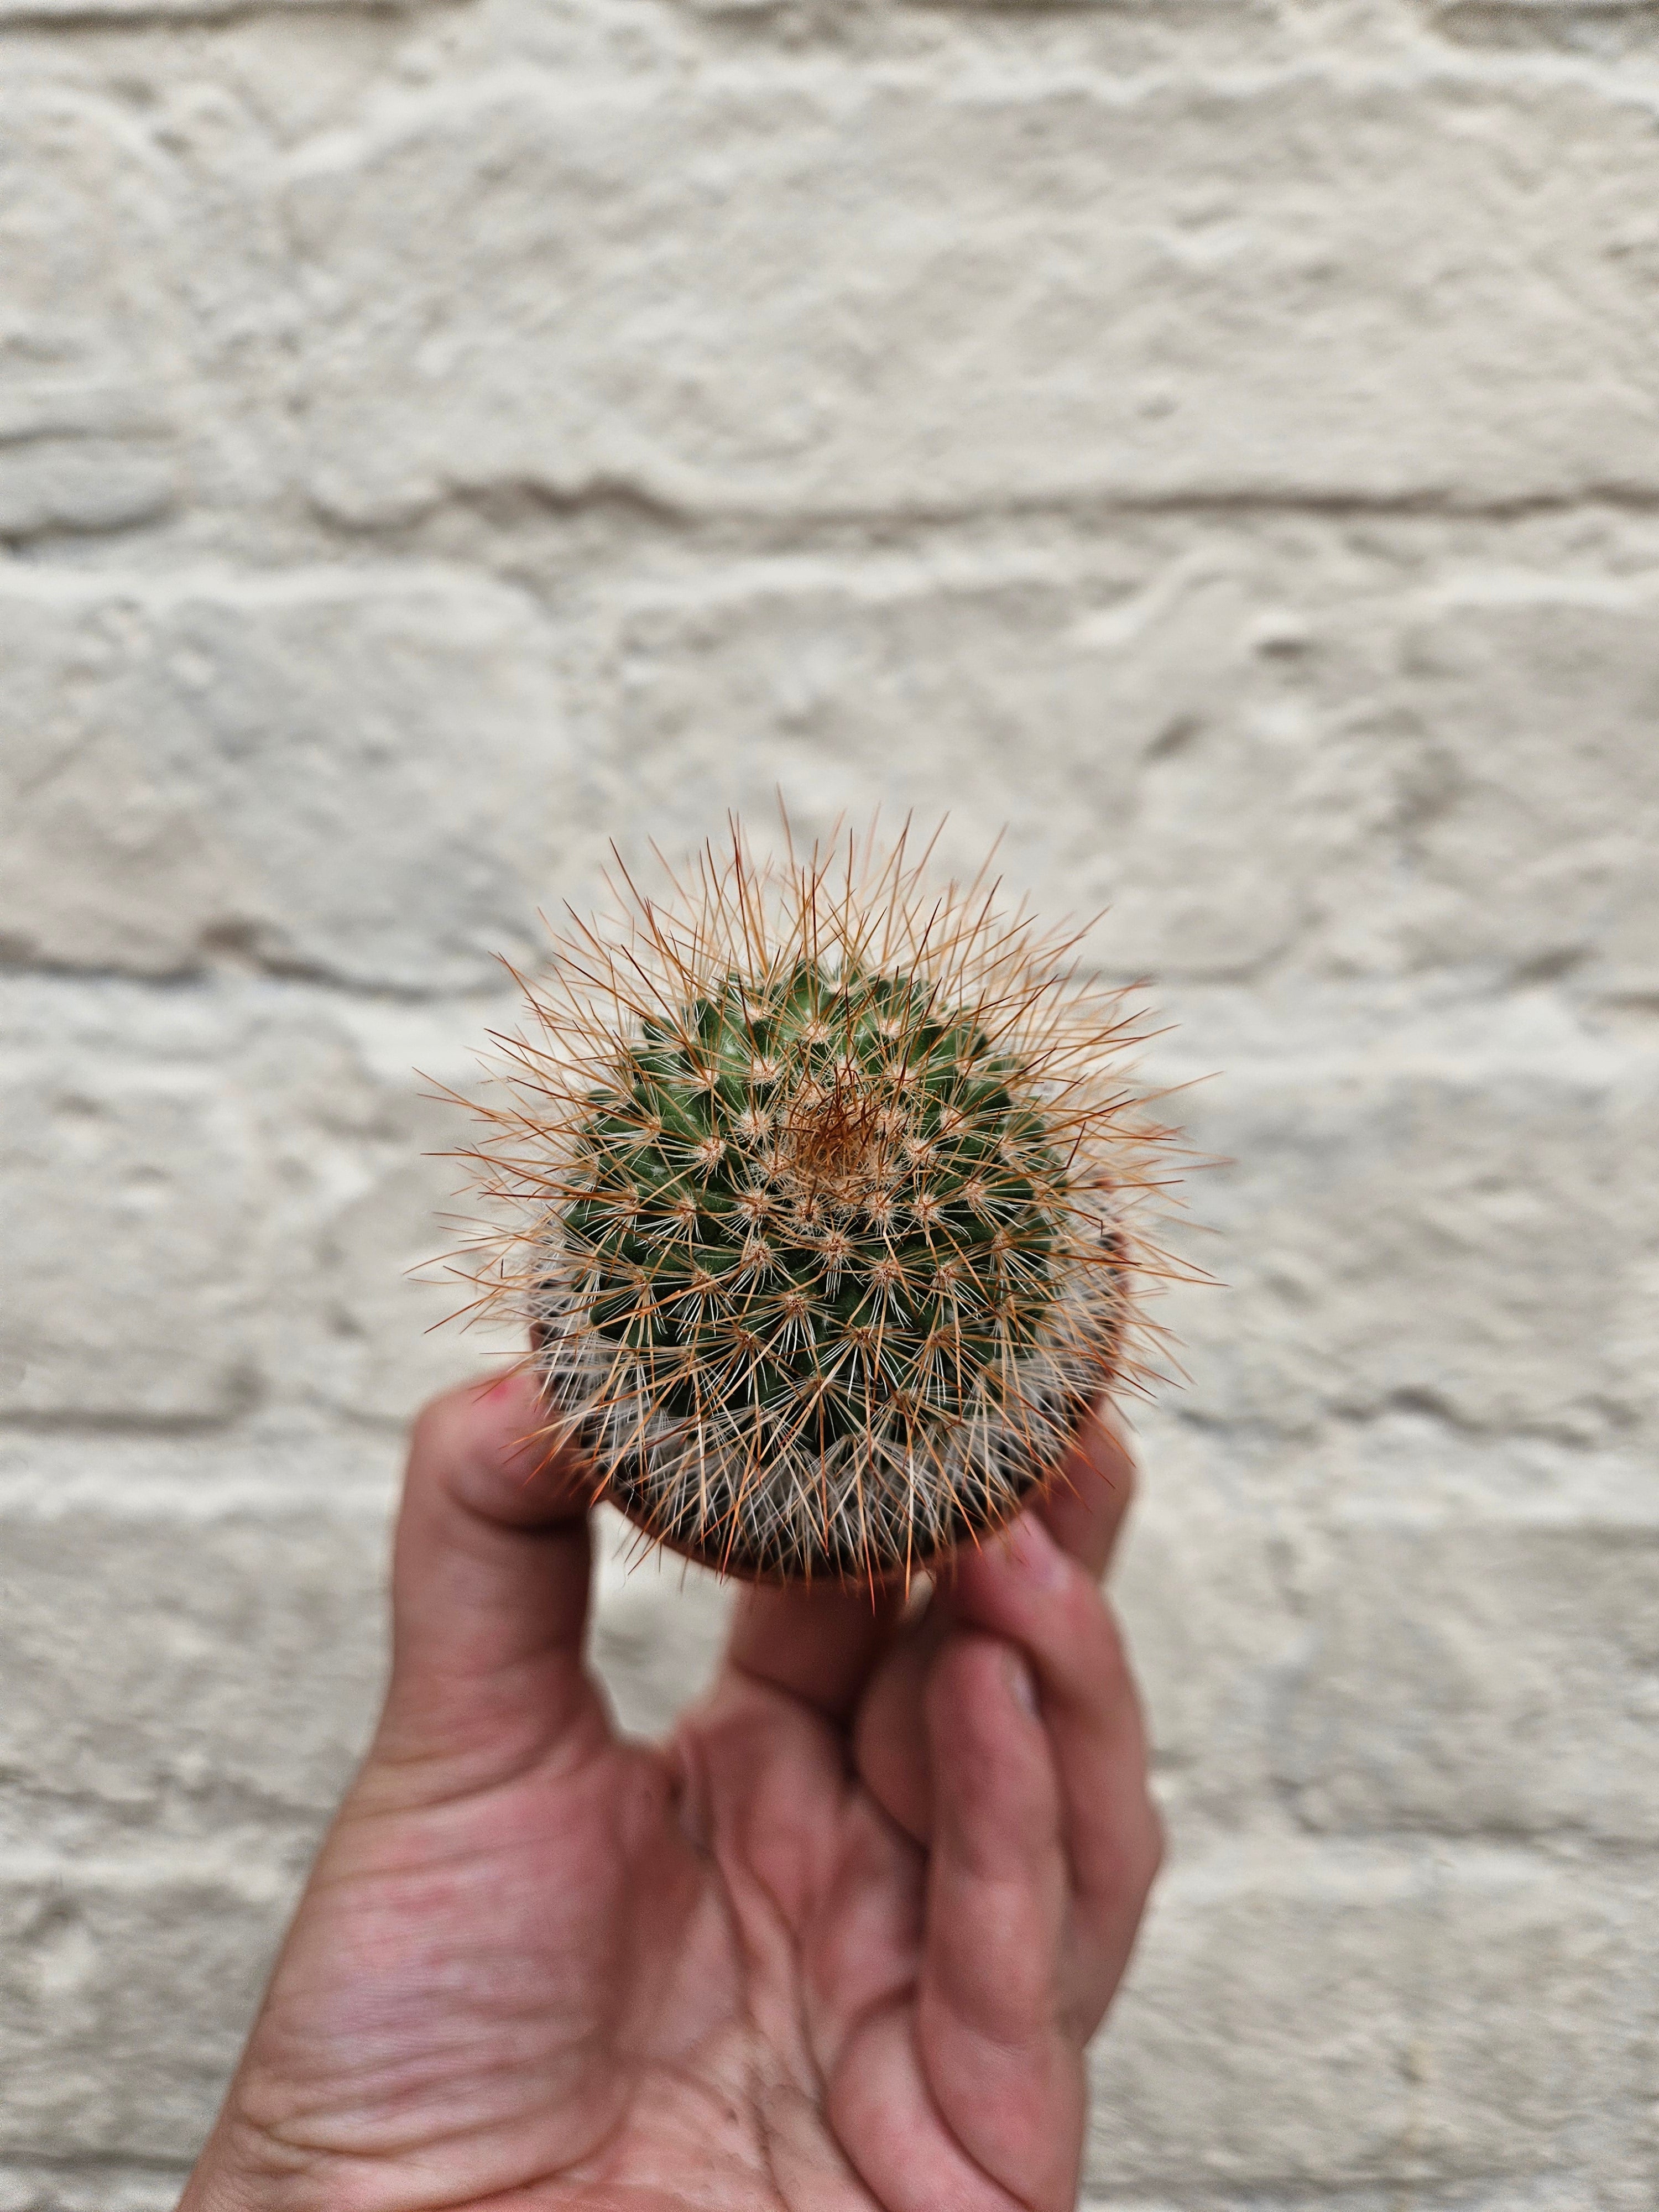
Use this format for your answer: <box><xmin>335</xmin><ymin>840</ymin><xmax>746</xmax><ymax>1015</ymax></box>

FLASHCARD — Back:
<box><xmin>454</xmin><ymin>825</ymin><xmax>1180</xmax><ymax>1583</ymax></box>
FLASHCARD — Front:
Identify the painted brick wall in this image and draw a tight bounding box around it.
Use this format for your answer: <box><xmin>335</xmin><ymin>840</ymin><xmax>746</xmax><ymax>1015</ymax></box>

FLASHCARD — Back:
<box><xmin>2</xmin><ymin>0</ymin><xmax>1655</xmax><ymax>2203</ymax></box>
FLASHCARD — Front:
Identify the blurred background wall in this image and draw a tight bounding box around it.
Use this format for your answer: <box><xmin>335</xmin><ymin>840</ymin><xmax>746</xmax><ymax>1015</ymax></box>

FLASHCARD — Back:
<box><xmin>2</xmin><ymin>0</ymin><xmax>1656</xmax><ymax>2202</ymax></box>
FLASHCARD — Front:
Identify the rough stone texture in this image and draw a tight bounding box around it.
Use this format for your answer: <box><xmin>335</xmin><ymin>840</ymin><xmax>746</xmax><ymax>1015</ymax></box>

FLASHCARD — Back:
<box><xmin>0</xmin><ymin>1865</ymin><xmax>286</xmax><ymax>2164</ymax></box>
<box><xmin>1173</xmin><ymin>1043</ymin><xmax>1659</xmax><ymax>1446</ymax></box>
<box><xmin>0</xmin><ymin>2165</ymin><xmax>187</xmax><ymax>2212</ymax></box>
<box><xmin>286</xmin><ymin>74</ymin><xmax>1659</xmax><ymax>521</ymax></box>
<box><xmin>0</xmin><ymin>571</ymin><xmax>567</xmax><ymax>991</ymax></box>
<box><xmin>592</xmin><ymin>557</ymin><xmax>1659</xmax><ymax>999</ymax></box>
<box><xmin>593</xmin><ymin>556</ymin><xmax>1399</xmax><ymax>987</ymax></box>
<box><xmin>0</xmin><ymin>1048</ymin><xmax>258</xmax><ymax>1425</ymax></box>
<box><xmin>0</xmin><ymin>1504</ymin><xmax>387</xmax><ymax>1860</ymax></box>
<box><xmin>0</xmin><ymin>95</ymin><xmax>180</xmax><ymax>537</ymax></box>
<box><xmin>1277</xmin><ymin>1516</ymin><xmax>1659</xmax><ymax>1843</ymax></box>
<box><xmin>2</xmin><ymin>0</ymin><xmax>1656</xmax><ymax>2201</ymax></box>
<box><xmin>1087</xmin><ymin>1846</ymin><xmax>1629</xmax><ymax>2189</ymax></box>
<box><xmin>1390</xmin><ymin>582</ymin><xmax>1659</xmax><ymax>1003</ymax></box>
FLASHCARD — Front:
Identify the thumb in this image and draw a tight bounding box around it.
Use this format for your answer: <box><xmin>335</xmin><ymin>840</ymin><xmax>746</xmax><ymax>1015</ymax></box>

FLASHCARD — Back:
<box><xmin>368</xmin><ymin>1370</ymin><xmax>609</xmax><ymax>1793</ymax></box>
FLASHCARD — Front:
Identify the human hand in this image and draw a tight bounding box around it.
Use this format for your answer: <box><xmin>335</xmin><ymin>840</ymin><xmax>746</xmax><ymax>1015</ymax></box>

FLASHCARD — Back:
<box><xmin>180</xmin><ymin>1371</ymin><xmax>1161</xmax><ymax>2212</ymax></box>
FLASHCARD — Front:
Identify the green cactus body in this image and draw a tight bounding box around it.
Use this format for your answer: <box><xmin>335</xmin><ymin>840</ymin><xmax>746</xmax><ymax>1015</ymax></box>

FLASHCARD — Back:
<box><xmin>461</xmin><ymin>828</ymin><xmax>1172</xmax><ymax>1582</ymax></box>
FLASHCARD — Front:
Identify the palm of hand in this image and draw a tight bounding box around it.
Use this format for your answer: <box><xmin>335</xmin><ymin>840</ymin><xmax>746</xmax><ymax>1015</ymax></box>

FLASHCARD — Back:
<box><xmin>184</xmin><ymin>1379</ymin><xmax>1159</xmax><ymax>2212</ymax></box>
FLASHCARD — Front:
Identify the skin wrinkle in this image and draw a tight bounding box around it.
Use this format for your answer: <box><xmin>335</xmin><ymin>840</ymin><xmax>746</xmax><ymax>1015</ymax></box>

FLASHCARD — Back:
<box><xmin>832</xmin><ymin>1997</ymin><xmax>1040</xmax><ymax>2212</ymax></box>
<box><xmin>179</xmin><ymin>1379</ymin><xmax>1157</xmax><ymax>2212</ymax></box>
<box><xmin>684</xmin><ymin>1695</ymin><xmax>844</xmax><ymax>2141</ymax></box>
<box><xmin>589</xmin><ymin>2053</ymin><xmax>774</xmax><ymax>2197</ymax></box>
<box><xmin>241</xmin><ymin>1965</ymin><xmax>624</xmax><ymax>2163</ymax></box>
<box><xmin>326</xmin><ymin>1733</ymin><xmax>632</xmax><ymax>1859</ymax></box>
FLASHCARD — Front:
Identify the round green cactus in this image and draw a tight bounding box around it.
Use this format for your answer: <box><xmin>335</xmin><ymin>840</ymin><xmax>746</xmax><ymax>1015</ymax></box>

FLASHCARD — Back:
<box><xmin>457</xmin><ymin>827</ymin><xmax>1176</xmax><ymax>1583</ymax></box>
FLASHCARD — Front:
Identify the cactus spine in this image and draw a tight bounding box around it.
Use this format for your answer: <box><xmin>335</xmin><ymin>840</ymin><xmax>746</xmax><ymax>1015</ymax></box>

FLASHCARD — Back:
<box><xmin>455</xmin><ymin>823</ymin><xmax>1178</xmax><ymax>1583</ymax></box>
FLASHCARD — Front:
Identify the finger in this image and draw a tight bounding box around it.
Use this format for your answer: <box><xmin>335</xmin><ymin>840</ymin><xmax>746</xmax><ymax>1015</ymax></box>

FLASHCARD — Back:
<box><xmin>852</xmin><ymin>1616</ymin><xmax>938</xmax><ymax>1844</ymax></box>
<box><xmin>951</xmin><ymin>1511</ymin><xmax>1162</xmax><ymax>2035</ymax></box>
<box><xmin>724</xmin><ymin>1577</ymin><xmax>912</xmax><ymax>1723</ymax></box>
<box><xmin>852</xmin><ymin>1403</ymin><xmax>1135</xmax><ymax>1838</ymax></box>
<box><xmin>370</xmin><ymin>1369</ymin><xmax>610</xmax><ymax>1791</ymax></box>
<box><xmin>1036</xmin><ymin>1401</ymin><xmax>1137</xmax><ymax>1577</ymax></box>
<box><xmin>919</xmin><ymin>1632</ymin><xmax>1082</xmax><ymax>2211</ymax></box>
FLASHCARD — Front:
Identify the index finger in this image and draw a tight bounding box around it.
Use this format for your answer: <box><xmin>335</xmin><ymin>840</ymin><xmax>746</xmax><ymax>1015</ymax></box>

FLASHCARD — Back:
<box><xmin>1035</xmin><ymin>1404</ymin><xmax>1136</xmax><ymax>1578</ymax></box>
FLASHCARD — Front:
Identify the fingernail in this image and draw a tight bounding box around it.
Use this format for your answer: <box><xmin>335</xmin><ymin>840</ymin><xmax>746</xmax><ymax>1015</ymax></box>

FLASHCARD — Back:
<box><xmin>1004</xmin><ymin>1648</ymin><xmax>1040</xmax><ymax>1718</ymax></box>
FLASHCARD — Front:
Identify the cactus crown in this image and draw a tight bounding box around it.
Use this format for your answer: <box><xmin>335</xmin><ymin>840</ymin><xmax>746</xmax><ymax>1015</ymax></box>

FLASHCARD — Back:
<box><xmin>454</xmin><ymin>822</ymin><xmax>1180</xmax><ymax>1584</ymax></box>
<box><xmin>572</xmin><ymin>957</ymin><xmax>1068</xmax><ymax>1443</ymax></box>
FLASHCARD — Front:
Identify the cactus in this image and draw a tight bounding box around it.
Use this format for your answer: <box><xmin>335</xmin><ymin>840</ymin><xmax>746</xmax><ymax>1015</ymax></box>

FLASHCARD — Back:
<box><xmin>453</xmin><ymin>823</ymin><xmax>1180</xmax><ymax>1583</ymax></box>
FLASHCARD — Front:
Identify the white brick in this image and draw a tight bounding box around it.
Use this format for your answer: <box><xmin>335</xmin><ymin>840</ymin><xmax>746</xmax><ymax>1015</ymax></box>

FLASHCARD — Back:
<box><xmin>1113</xmin><ymin>1494</ymin><xmax>1297</xmax><ymax>1831</ymax></box>
<box><xmin>1277</xmin><ymin>1518</ymin><xmax>1659</xmax><ymax>1843</ymax></box>
<box><xmin>0</xmin><ymin>573</ymin><xmax>568</xmax><ymax>993</ymax></box>
<box><xmin>596</xmin><ymin>555</ymin><xmax>1659</xmax><ymax>1000</ymax></box>
<box><xmin>1088</xmin><ymin>1848</ymin><xmax>1620</xmax><ymax>2189</ymax></box>
<box><xmin>0</xmin><ymin>97</ymin><xmax>179</xmax><ymax>536</ymax></box>
<box><xmin>0</xmin><ymin>1867</ymin><xmax>283</xmax><ymax>2162</ymax></box>
<box><xmin>0</xmin><ymin>987</ymin><xmax>526</xmax><ymax>1431</ymax></box>
<box><xmin>291</xmin><ymin>1042</ymin><xmax>521</xmax><ymax>1425</ymax></box>
<box><xmin>0</xmin><ymin>1506</ymin><xmax>384</xmax><ymax>1856</ymax></box>
<box><xmin>0</xmin><ymin>0</ymin><xmax>394</xmax><ymax>12</ymax></box>
<box><xmin>593</xmin><ymin>556</ymin><xmax>1402</xmax><ymax>985</ymax></box>
<box><xmin>1173</xmin><ymin>1046</ymin><xmax>1659</xmax><ymax>1446</ymax></box>
<box><xmin>0</xmin><ymin>2164</ymin><xmax>185</xmax><ymax>2212</ymax></box>
<box><xmin>1386</xmin><ymin>582</ymin><xmax>1659</xmax><ymax>1003</ymax></box>
<box><xmin>287</xmin><ymin>74</ymin><xmax>1659</xmax><ymax>521</ymax></box>
<box><xmin>0</xmin><ymin>1055</ymin><xmax>256</xmax><ymax>1424</ymax></box>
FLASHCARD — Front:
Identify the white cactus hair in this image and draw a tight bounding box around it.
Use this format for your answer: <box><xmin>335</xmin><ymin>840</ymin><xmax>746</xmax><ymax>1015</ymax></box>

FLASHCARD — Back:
<box><xmin>445</xmin><ymin>813</ymin><xmax>1188</xmax><ymax>1585</ymax></box>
